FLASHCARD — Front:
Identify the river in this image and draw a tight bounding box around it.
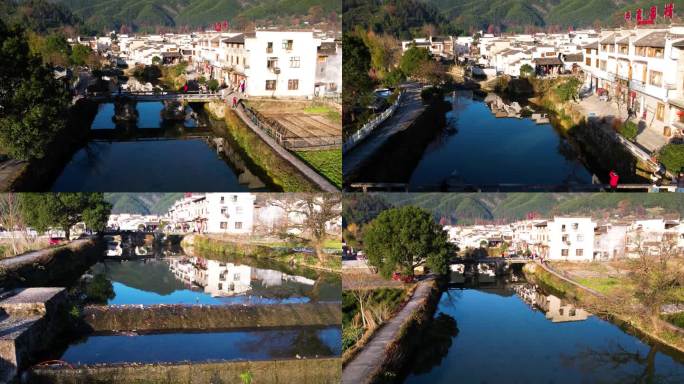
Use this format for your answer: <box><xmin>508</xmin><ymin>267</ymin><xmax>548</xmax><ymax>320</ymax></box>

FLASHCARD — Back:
<box><xmin>407</xmin><ymin>91</ymin><xmax>593</xmax><ymax>189</ymax></box>
<box><xmin>50</xmin><ymin>101</ymin><xmax>270</xmax><ymax>191</ymax></box>
<box><xmin>403</xmin><ymin>276</ymin><xmax>684</xmax><ymax>384</ymax></box>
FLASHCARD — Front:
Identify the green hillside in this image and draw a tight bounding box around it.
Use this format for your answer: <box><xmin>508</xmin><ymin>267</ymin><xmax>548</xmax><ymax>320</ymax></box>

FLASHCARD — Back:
<box><xmin>1</xmin><ymin>0</ymin><xmax>88</xmax><ymax>33</ymax></box>
<box><xmin>58</xmin><ymin>0</ymin><xmax>339</xmax><ymax>32</ymax></box>
<box><xmin>345</xmin><ymin>193</ymin><xmax>684</xmax><ymax>225</ymax></box>
<box><xmin>105</xmin><ymin>193</ymin><xmax>183</xmax><ymax>215</ymax></box>
<box><xmin>345</xmin><ymin>1</ymin><xmax>684</xmax><ymax>36</ymax></box>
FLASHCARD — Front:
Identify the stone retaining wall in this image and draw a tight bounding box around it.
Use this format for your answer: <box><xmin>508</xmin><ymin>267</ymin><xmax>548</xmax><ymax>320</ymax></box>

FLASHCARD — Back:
<box><xmin>0</xmin><ymin>239</ymin><xmax>102</xmax><ymax>289</ymax></box>
<box><xmin>83</xmin><ymin>302</ymin><xmax>341</xmax><ymax>332</ymax></box>
<box><xmin>28</xmin><ymin>357</ymin><xmax>341</xmax><ymax>384</ymax></box>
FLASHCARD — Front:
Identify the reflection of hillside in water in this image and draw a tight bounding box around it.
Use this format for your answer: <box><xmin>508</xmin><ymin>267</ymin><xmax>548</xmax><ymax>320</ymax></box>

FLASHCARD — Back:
<box><xmin>514</xmin><ymin>284</ymin><xmax>590</xmax><ymax>323</ymax></box>
<box><xmin>91</xmin><ymin>259</ymin><xmax>187</xmax><ymax>296</ymax></box>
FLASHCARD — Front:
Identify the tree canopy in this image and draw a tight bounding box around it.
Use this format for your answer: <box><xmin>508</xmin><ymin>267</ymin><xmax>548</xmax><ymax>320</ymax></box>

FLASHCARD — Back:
<box><xmin>363</xmin><ymin>206</ymin><xmax>452</xmax><ymax>278</ymax></box>
<box><xmin>342</xmin><ymin>34</ymin><xmax>372</xmax><ymax>110</ymax></box>
<box><xmin>0</xmin><ymin>20</ymin><xmax>70</xmax><ymax>160</ymax></box>
<box><xmin>19</xmin><ymin>193</ymin><xmax>112</xmax><ymax>238</ymax></box>
<box><xmin>399</xmin><ymin>46</ymin><xmax>431</xmax><ymax>78</ymax></box>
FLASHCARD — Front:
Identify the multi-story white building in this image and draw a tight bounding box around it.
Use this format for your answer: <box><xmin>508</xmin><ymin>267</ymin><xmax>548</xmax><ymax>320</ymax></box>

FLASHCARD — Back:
<box><xmin>243</xmin><ymin>31</ymin><xmax>318</xmax><ymax>98</ymax></box>
<box><xmin>167</xmin><ymin>193</ymin><xmax>255</xmax><ymax>234</ymax></box>
<box><xmin>580</xmin><ymin>26</ymin><xmax>684</xmax><ymax>140</ymax></box>
<box><xmin>547</xmin><ymin>217</ymin><xmax>595</xmax><ymax>261</ymax></box>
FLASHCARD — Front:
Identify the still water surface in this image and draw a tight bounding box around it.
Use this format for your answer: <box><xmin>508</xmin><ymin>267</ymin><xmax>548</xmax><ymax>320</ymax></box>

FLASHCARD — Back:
<box><xmin>61</xmin><ymin>327</ymin><xmax>341</xmax><ymax>364</ymax></box>
<box><xmin>408</xmin><ymin>93</ymin><xmax>593</xmax><ymax>188</ymax></box>
<box><xmin>404</xmin><ymin>282</ymin><xmax>684</xmax><ymax>384</ymax></box>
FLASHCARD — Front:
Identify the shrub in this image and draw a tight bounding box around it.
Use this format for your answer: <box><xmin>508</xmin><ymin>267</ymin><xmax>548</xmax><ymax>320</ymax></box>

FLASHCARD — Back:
<box><xmin>618</xmin><ymin>121</ymin><xmax>638</xmax><ymax>140</ymax></box>
<box><xmin>420</xmin><ymin>86</ymin><xmax>444</xmax><ymax>102</ymax></box>
<box><xmin>659</xmin><ymin>144</ymin><xmax>684</xmax><ymax>172</ymax></box>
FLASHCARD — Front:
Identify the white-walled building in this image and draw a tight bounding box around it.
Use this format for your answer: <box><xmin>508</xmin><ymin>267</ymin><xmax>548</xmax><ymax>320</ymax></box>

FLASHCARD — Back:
<box><xmin>547</xmin><ymin>217</ymin><xmax>596</xmax><ymax>261</ymax></box>
<box><xmin>167</xmin><ymin>193</ymin><xmax>255</xmax><ymax>234</ymax></box>
<box><xmin>243</xmin><ymin>31</ymin><xmax>318</xmax><ymax>97</ymax></box>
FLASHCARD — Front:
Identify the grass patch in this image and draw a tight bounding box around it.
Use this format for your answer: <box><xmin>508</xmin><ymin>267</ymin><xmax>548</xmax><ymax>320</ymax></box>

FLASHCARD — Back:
<box><xmin>342</xmin><ymin>288</ymin><xmax>408</xmax><ymax>351</ymax></box>
<box><xmin>664</xmin><ymin>312</ymin><xmax>684</xmax><ymax>328</ymax></box>
<box><xmin>575</xmin><ymin>276</ymin><xmax>622</xmax><ymax>294</ymax></box>
<box><xmin>222</xmin><ymin>109</ymin><xmax>318</xmax><ymax>191</ymax></box>
<box><xmin>303</xmin><ymin>104</ymin><xmax>341</xmax><ymax>123</ymax></box>
<box><xmin>295</xmin><ymin>149</ymin><xmax>342</xmax><ymax>189</ymax></box>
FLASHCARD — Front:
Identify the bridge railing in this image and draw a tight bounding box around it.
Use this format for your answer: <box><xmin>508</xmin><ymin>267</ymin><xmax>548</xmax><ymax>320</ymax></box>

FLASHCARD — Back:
<box><xmin>343</xmin><ymin>91</ymin><xmax>403</xmax><ymax>154</ymax></box>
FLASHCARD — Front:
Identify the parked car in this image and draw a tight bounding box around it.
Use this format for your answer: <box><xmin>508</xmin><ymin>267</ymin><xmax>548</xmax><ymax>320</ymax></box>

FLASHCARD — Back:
<box><xmin>391</xmin><ymin>272</ymin><xmax>415</xmax><ymax>283</ymax></box>
<box><xmin>49</xmin><ymin>237</ymin><xmax>66</xmax><ymax>246</ymax></box>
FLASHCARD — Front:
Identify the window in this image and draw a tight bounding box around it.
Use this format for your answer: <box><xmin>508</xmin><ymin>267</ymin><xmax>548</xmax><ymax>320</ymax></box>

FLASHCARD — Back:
<box><xmin>636</xmin><ymin>46</ymin><xmax>646</xmax><ymax>56</ymax></box>
<box><xmin>647</xmin><ymin>47</ymin><xmax>664</xmax><ymax>58</ymax></box>
<box><xmin>576</xmin><ymin>249</ymin><xmax>584</xmax><ymax>257</ymax></box>
<box><xmin>282</xmin><ymin>39</ymin><xmax>293</xmax><ymax>50</ymax></box>
<box><xmin>561</xmin><ymin>224</ymin><xmax>566</xmax><ymax>232</ymax></box>
<box><xmin>561</xmin><ymin>249</ymin><xmax>569</xmax><ymax>256</ymax></box>
<box><xmin>619</xmin><ymin>45</ymin><xmax>628</xmax><ymax>54</ymax></box>
<box><xmin>267</xmin><ymin>57</ymin><xmax>278</xmax><ymax>69</ymax></box>
<box><xmin>220</xmin><ymin>222</ymin><xmax>227</xmax><ymax>229</ymax></box>
<box><xmin>220</xmin><ymin>196</ymin><xmax>225</xmax><ymax>203</ymax></box>
<box><xmin>649</xmin><ymin>70</ymin><xmax>663</xmax><ymax>87</ymax></box>
<box><xmin>235</xmin><ymin>222</ymin><xmax>243</xmax><ymax>229</ymax></box>
<box><xmin>577</xmin><ymin>234</ymin><xmax>584</xmax><ymax>242</ymax></box>
<box><xmin>289</xmin><ymin>56</ymin><xmax>300</xmax><ymax>68</ymax></box>
<box><xmin>221</xmin><ymin>208</ymin><xmax>227</xmax><ymax>215</ymax></box>
<box><xmin>599</xmin><ymin>60</ymin><xmax>607</xmax><ymax>70</ymax></box>
<box><xmin>218</xmin><ymin>283</ymin><xmax>223</xmax><ymax>290</ymax></box>
<box><xmin>656</xmin><ymin>102</ymin><xmax>665</xmax><ymax>121</ymax></box>
<box><xmin>265</xmin><ymin>80</ymin><xmax>276</xmax><ymax>90</ymax></box>
<box><xmin>562</xmin><ymin>235</ymin><xmax>569</xmax><ymax>242</ymax></box>
<box><xmin>288</xmin><ymin>79</ymin><xmax>299</xmax><ymax>90</ymax></box>
<box><xmin>232</xmin><ymin>195</ymin><xmax>238</xmax><ymax>202</ymax></box>
<box><xmin>266</xmin><ymin>42</ymin><xmax>273</xmax><ymax>53</ymax></box>
<box><xmin>585</xmin><ymin>57</ymin><xmax>591</xmax><ymax>66</ymax></box>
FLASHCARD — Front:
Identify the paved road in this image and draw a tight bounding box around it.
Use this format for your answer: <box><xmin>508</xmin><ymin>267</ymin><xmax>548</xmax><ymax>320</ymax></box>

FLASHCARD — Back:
<box><xmin>342</xmin><ymin>277</ymin><xmax>434</xmax><ymax>384</ymax></box>
<box><xmin>343</xmin><ymin>83</ymin><xmax>426</xmax><ymax>179</ymax></box>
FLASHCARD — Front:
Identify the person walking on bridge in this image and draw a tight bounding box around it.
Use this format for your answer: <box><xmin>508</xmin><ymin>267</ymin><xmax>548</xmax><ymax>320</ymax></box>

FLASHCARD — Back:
<box><xmin>232</xmin><ymin>95</ymin><xmax>238</xmax><ymax>109</ymax></box>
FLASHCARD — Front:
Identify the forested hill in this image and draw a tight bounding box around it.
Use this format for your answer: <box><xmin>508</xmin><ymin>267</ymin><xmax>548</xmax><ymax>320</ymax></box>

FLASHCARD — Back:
<box><xmin>343</xmin><ymin>193</ymin><xmax>684</xmax><ymax>226</ymax></box>
<box><xmin>344</xmin><ymin>0</ymin><xmax>684</xmax><ymax>37</ymax></box>
<box><xmin>0</xmin><ymin>0</ymin><xmax>85</xmax><ymax>33</ymax></box>
<box><xmin>105</xmin><ymin>193</ymin><xmax>183</xmax><ymax>215</ymax></box>
<box><xmin>58</xmin><ymin>0</ymin><xmax>340</xmax><ymax>33</ymax></box>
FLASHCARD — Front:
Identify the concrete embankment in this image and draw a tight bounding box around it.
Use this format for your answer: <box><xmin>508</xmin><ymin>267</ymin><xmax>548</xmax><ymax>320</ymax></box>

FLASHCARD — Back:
<box><xmin>82</xmin><ymin>302</ymin><xmax>341</xmax><ymax>332</ymax></box>
<box><xmin>342</xmin><ymin>278</ymin><xmax>441</xmax><ymax>384</ymax></box>
<box><xmin>524</xmin><ymin>262</ymin><xmax>684</xmax><ymax>354</ymax></box>
<box><xmin>0</xmin><ymin>238</ymin><xmax>102</xmax><ymax>289</ymax></box>
<box><xmin>28</xmin><ymin>357</ymin><xmax>341</xmax><ymax>384</ymax></box>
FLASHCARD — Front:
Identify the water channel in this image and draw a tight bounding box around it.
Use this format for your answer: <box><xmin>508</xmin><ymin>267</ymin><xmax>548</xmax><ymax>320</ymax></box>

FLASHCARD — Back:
<box><xmin>60</xmin><ymin>327</ymin><xmax>341</xmax><ymax>364</ymax></box>
<box><xmin>403</xmin><ymin>275</ymin><xmax>684</xmax><ymax>384</ymax></box>
<box><xmin>407</xmin><ymin>91</ymin><xmax>593</xmax><ymax>189</ymax></box>
<box><xmin>41</xmin><ymin>240</ymin><xmax>341</xmax><ymax>366</ymax></box>
<box><xmin>50</xmin><ymin>101</ymin><xmax>270</xmax><ymax>191</ymax></box>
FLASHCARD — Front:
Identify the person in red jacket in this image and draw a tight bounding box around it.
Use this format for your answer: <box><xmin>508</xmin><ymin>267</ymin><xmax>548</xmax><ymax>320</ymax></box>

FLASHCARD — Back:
<box><xmin>609</xmin><ymin>170</ymin><xmax>619</xmax><ymax>191</ymax></box>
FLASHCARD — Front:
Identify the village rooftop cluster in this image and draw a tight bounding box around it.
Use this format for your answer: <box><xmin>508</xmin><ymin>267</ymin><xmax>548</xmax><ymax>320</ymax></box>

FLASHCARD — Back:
<box><xmin>445</xmin><ymin>216</ymin><xmax>684</xmax><ymax>261</ymax></box>
<box><xmin>70</xmin><ymin>28</ymin><xmax>341</xmax><ymax>98</ymax></box>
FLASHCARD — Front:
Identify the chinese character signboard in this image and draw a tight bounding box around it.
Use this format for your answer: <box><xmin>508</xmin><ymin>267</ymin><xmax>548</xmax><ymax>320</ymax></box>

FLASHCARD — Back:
<box><xmin>625</xmin><ymin>3</ymin><xmax>675</xmax><ymax>25</ymax></box>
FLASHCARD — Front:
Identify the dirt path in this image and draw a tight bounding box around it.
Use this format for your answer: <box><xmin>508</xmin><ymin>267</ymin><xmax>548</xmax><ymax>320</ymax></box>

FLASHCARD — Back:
<box><xmin>342</xmin><ymin>277</ymin><xmax>435</xmax><ymax>384</ymax></box>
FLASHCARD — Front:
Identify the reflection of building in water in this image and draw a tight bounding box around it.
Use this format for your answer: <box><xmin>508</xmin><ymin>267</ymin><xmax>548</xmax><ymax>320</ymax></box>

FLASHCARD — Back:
<box><xmin>167</xmin><ymin>257</ymin><xmax>315</xmax><ymax>298</ymax></box>
<box><xmin>514</xmin><ymin>284</ymin><xmax>589</xmax><ymax>323</ymax></box>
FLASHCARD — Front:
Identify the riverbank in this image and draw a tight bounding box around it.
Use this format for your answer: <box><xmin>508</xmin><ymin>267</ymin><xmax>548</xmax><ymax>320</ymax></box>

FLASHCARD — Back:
<box><xmin>342</xmin><ymin>278</ymin><xmax>441</xmax><ymax>384</ymax></box>
<box><xmin>0</xmin><ymin>238</ymin><xmax>103</xmax><ymax>289</ymax></box>
<box><xmin>502</xmin><ymin>76</ymin><xmax>654</xmax><ymax>183</ymax></box>
<box><xmin>523</xmin><ymin>262</ymin><xmax>684</xmax><ymax>355</ymax></box>
<box><xmin>182</xmin><ymin>234</ymin><xmax>341</xmax><ymax>273</ymax></box>
<box><xmin>205</xmin><ymin>102</ymin><xmax>325</xmax><ymax>192</ymax></box>
<box><xmin>4</xmin><ymin>99</ymin><xmax>99</xmax><ymax>191</ymax></box>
